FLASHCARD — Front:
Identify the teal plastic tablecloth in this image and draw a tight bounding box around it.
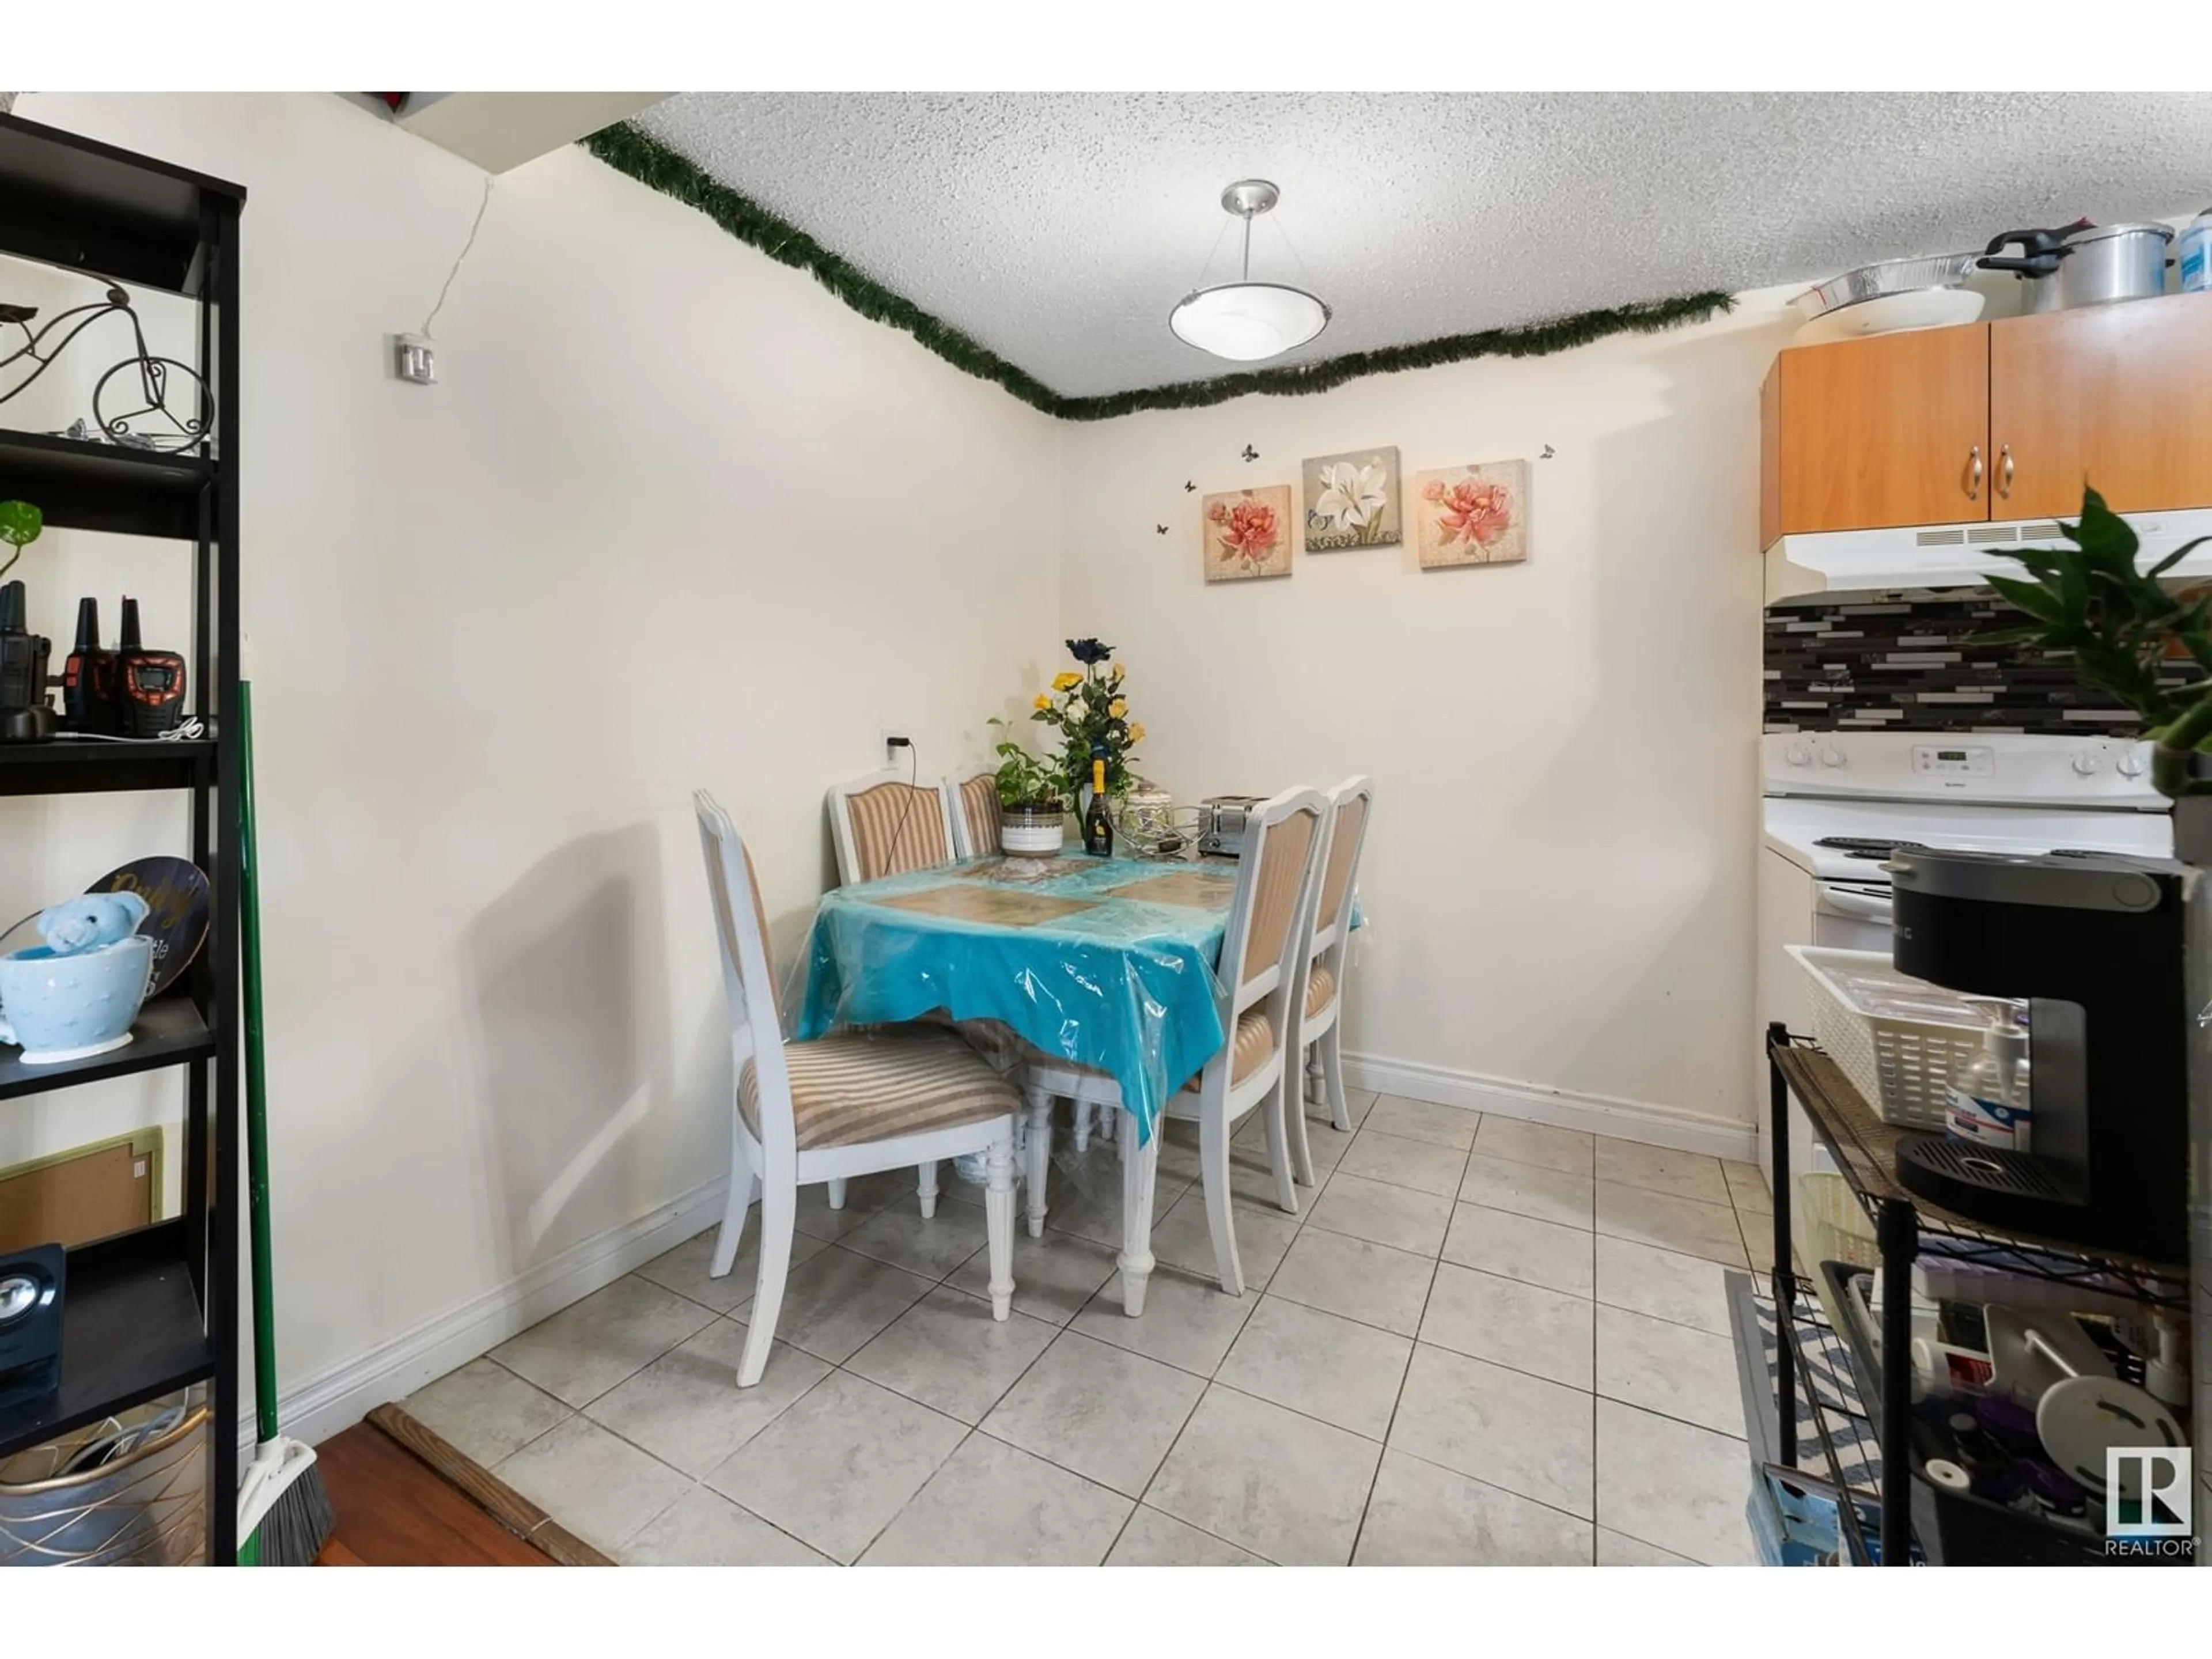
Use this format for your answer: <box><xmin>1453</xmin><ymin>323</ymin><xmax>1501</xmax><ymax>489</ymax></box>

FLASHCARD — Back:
<box><xmin>795</xmin><ymin>853</ymin><xmax>1240</xmax><ymax>1145</ymax></box>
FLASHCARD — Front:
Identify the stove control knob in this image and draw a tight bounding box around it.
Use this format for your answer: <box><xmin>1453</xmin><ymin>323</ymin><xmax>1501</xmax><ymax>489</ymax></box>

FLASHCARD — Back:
<box><xmin>1785</xmin><ymin>742</ymin><xmax>1813</xmax><ymax>767</ymax></box>
<box><xmin>2116</xmin><ymin>751</ymin><xmax>2146</xmax><ymax>779</ymax></box>
<box><xmin>2071</xmin><ymin>752</ymin><xmax>2104</xmax><ymax>777</ymax></box>
<box><xmin>1820</xmin><ymin>747</ymin><xmax>1847</xmax><ymax>768</ymax></box>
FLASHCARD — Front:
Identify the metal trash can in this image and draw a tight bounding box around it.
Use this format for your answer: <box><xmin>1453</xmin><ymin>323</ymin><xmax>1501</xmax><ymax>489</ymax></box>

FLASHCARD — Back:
<box><xmin>0</xmin><ymin>1389</ymin><xmax>209</xmax><ymax>1566</ymax></box>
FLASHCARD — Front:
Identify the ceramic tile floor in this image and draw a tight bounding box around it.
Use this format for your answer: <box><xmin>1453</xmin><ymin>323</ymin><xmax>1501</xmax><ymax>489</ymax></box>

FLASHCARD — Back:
<box><xmin>404</xmin><ymin>1093</ymin><xmax>1769</xmax><ymax>1567</ymax></box>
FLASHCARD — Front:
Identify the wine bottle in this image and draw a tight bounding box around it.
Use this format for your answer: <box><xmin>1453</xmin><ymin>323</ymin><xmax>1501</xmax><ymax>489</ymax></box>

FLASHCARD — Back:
<box><xmin>1082</xmin><ymin>755</ymin><xmax>1114</xmax><ymax>857</ymax></box>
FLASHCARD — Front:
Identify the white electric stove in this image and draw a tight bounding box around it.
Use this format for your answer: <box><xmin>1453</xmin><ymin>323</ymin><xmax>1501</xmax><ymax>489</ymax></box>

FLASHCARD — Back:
<box><xmin>1754</xmin><ymin>731</ymin><xmax>2172</xmax><ymax>1178</ymax></box>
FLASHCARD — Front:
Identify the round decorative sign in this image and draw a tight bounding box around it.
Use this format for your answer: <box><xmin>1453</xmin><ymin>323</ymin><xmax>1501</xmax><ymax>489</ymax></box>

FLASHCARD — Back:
<box><xmin>1</xmin><ymin>858</ymin><xmax>211</xmax><ymax>996</ymax></box>
<box><xmin>86</xmin><ymin>858</ymin><xmax>210</xmax><ymax>995</ymax></box>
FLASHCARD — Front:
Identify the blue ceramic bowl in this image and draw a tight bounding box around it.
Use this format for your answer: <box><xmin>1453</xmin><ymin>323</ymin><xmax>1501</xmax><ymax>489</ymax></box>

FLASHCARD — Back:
<box><xmin>0</xmin><ymin>935</ymin><xmax>154</xmax><ymax>1065</ymax></box>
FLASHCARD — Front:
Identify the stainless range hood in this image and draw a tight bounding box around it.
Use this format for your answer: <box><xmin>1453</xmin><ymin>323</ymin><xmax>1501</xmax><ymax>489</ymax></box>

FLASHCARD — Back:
<box><xmin>1764</xmin><ymin>507</ymin><xmax>2212</xmax><ymax>605</ymax></box>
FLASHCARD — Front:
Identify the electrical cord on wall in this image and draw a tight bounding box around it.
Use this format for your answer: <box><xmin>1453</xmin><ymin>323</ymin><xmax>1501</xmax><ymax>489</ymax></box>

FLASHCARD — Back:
<box><xmin>882</xmin><ymin>736</ymin><xmax>921</xmax><ymax>876</ymax></box>
<box><xmin>422</xmin><ymin>176</ymin><xmax>493</xmax><ymax>340</ymax></box>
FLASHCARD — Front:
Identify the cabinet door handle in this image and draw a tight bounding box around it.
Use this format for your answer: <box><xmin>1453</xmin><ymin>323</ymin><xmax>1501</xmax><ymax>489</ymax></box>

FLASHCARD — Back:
<box><xmin>1966</xmin><ymin>444</ymin><xmax>1983</xmax><ymax>501</ymax></box>
<box><xmin>1998</xmin><ymin>444</ymin><xmax>2014</xmax><ymax>501</ymax></box>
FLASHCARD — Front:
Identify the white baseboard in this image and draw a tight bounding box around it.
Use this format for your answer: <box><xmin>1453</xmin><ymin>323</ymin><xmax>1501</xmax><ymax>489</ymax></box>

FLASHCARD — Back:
<box><xmin>1342</xmin><ymin>1052</ymin><xmax>1756</xmax><ymax>1163</ymax></box>
<box><xmin>246</xmin><ymin>1177</ymin><xmax>729</xmax><ymax>1454</ymax></box>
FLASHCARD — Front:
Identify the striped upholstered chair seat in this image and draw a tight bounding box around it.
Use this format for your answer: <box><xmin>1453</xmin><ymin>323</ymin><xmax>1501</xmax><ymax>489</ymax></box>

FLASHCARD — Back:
<box><xmin>740</xmin><ymin>1025</ymin><xmax>1024</xmax><ymax>1152</ymax></box>
<box><xmin>1223</xmin><ymin>1007</ymin><xmax>1276</xmax><ymax>1085</ymax></box>
<box><xmin>1033</xmin><ymin>1005</ymin><xmax>1277</xmax><ymax>1099</ymax></box>
<box><xmin>1303</xmin><ymin>964</ymin><xmax>1335</xmax><ymax>1017</ymax></box>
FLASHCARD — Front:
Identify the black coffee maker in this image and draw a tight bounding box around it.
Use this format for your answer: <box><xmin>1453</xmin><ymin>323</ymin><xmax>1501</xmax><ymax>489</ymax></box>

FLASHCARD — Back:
<box><xmin>1890</xmin><ymin>847</ymin><xmax>2188</xmax><ymax>1263</ymax></box>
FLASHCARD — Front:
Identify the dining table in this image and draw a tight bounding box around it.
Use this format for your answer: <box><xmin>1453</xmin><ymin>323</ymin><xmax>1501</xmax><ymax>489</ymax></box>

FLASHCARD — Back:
<box><xmin>795</xmin><ymin>847</ymin><xmax>1247</xmax><ymax>1316</ymax></box>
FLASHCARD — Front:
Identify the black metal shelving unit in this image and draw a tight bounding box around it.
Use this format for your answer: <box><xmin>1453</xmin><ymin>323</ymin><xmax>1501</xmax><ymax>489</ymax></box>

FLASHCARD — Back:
<box><xmin>0</xmin><ymin>111</ymin><xmax>243</xmax><ymax>1565</ymax></box>
<box><xmin>1762</xmin><ymin>1025</ymin><xmax>2190</xmax><ymax>1567</ymax></box>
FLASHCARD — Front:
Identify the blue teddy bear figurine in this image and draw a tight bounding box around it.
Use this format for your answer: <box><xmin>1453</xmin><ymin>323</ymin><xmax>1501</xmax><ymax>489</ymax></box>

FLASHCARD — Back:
<box><xmin>37</xmin><ymin>891</ymin><xmax>150</xmax><ymax>956</ymax></box>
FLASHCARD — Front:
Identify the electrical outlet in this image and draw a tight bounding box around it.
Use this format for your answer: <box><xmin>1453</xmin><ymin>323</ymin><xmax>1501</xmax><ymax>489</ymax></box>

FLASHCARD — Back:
<box><xmin>880</xmin><ymin>728</ymin><xmax>910</xmax><ymax>768</ymax></box>
<box><xmin>390</xmin><ymin>332</ymin><xmax>437</xmax><ymax>385</ymax></box>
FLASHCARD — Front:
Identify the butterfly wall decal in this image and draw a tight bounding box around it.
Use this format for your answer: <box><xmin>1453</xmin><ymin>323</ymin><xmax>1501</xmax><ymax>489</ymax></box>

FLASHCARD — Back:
<box><xmin>1155</xmin><ymin>524</ymin><xmax>1168</xmax><ymax>535</ymax></box>
<box><xmin>1183</xmin><ymin>480</ymin><xmax>1195</xmax><ymax>492</ymax></box>
<box><xmin>1240</xmin><ymin>445</ymin><xmax>1257</xmax><ymax>463</ymax></box>
<box><xmin>1540</xmin><ymin>444</ymin><xmax>1555</xmax><ymax>460</ymax></box>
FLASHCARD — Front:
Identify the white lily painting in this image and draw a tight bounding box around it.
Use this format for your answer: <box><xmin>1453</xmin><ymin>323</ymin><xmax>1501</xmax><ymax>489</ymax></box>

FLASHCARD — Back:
<box><xmin>1300</xmin><ymin>446</ymin><xmax>1402</xmax><ymax>551</ymax></box>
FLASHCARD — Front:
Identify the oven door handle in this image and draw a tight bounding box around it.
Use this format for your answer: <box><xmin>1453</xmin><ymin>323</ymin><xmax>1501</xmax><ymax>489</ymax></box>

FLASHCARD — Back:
<box><xmin>1816</xmin><ymin>885</ymin><xmax>1894</xmax><ymax>923</ymax></box>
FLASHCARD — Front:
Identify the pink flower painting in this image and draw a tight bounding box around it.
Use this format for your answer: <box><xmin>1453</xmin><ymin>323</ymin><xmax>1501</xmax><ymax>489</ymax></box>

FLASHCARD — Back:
<box><xmin>1413</xmin><ymin>461</ymin><xmax>1530</xmax><ymax>569</ymax></box>
<box><xmin>1200</xmin><ymin>485</ymin><xmax>1293</xmax><ymax>582</ymax></box>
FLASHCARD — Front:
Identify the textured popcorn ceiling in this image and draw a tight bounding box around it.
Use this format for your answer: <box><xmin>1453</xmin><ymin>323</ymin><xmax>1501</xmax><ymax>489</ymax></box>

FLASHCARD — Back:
<box><xmin>634</xmin><ymin>92</ymin><xmax>2212</xmax><ymax>399</ymax></box>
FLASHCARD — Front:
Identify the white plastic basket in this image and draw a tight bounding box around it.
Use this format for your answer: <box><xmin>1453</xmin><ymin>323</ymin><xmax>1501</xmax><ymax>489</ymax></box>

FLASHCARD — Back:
<box><xmin>1785</xmin><ymin>945</ymin><xmax>1988</xmax><ymax>1130</ymax></box>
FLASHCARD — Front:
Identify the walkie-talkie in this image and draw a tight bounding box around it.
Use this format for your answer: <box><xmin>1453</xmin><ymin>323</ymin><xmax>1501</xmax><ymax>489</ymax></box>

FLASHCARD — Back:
<box><xmin>62</xmin><ymin>597</ymin><xmax>118</xmax><ymax>733</ymax></box>
<box><xmin>0</xmin><ymin>580</ymin><xmax>56</xmax><ymax>744</ymax></box>
<box><xmin>115</xmin><ymin>597</ymin><xmax>187</xmax><ymax>738</ymax></box>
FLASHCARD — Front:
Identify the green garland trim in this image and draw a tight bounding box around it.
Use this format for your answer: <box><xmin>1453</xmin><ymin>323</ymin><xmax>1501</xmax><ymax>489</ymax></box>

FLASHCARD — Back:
<box><xmin>582</xmin><ymin>121</ymin><xmax>1735</xmax><ymax>423</ymax></box>
<box><xmin>581</xmin><ymin>122</ymin><xmax>1066</xmax><ymax>413</ymax></box>
<box><xmin>1051</xmin><ymin>292</ymin><xmax>1735</xmax><ymax>421</ymax></box>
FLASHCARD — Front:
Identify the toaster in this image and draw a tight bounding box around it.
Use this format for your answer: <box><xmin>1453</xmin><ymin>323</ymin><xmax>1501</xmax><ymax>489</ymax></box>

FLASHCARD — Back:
<box><xmin>1196</xmin><ymin>796</ymin><xmax>1264</xmax><ymax>857</ymax></box>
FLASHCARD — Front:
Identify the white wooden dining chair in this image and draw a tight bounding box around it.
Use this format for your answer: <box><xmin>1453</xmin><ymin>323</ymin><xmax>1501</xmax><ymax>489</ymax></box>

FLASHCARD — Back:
<box><xmin>1021</xmin><ymin>786</ymin><xmax>1329</xmax><ymax>1312</ymax></box>
<box><xmin>826</xmin><ymin>767</ymin><xmax>960</xmax><ymax>885</ymax></box>
<box><xmin>695</xmin><ymin>790</ymin><xmax>1021</xmax><ymax>1385</ymax></box>
<box><xmin>825</xmin><ymin>765</ymin><xmax>982</xmax><ymax>1215</ymax></box>
<box><xmin>945</xmin><ymin>764</ymin><xmax>1002</xmax><ymax>861</ymax></box>
<box><xmin>1285</xmin><ymin>776</ymin><xmax>1374</xmax><ymax>1185</ymax></box>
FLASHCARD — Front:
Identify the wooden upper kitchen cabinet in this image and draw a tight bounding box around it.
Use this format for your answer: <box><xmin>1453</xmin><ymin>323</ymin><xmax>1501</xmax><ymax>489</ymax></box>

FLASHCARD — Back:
<box><xmin>1987</xmin><ymin>290</ymin><xmax>2212</xmax><ymax>520</ymax></box>
<box><xmin>1761</xmin><ymin>323</ymin><xmax>1992</xmax><ymax>546</ymax></box>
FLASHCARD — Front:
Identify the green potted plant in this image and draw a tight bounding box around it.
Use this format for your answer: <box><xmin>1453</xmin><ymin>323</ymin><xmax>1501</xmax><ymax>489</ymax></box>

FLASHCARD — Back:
<box><xmin>988</xmin><ymin>720</ymin><xmax>1066</xmax><ymax>855</ymax></box>
<box><xmin>0</xmin><ymin>499</ymin><xmax>42</xmax><ymax>581</ymax></box>
<box><xmin>1981</xmin><ymin>487</ymin><xmax>2212</xmax><ymax>805</ymax></box>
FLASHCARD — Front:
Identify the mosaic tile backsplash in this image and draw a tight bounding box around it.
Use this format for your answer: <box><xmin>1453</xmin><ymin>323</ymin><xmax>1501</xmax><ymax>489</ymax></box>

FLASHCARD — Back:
<box><xmin>1763</xmin><ymin>593</ymin><xmax>2191</xmax><ymax>734</ymax></box>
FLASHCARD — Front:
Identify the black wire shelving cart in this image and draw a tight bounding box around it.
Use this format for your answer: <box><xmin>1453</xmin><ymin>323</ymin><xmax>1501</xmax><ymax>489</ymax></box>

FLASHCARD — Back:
<box><xmin>0</xmin><ymin>110</ymin><xmax>244</xmax><ymax>1565</ymax></box>
<box><xmin>1759</xmin><ymin>1024</ymin><xmax>2189</xmax><ymax>1567</ymax></box>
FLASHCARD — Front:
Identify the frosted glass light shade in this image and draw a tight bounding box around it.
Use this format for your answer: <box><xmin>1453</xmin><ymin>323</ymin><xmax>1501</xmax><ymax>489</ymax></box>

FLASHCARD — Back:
<box><xmin>1169</xmin><ymin>282</ymin><xmax>1331</xmax><ymax>361</ymax></box>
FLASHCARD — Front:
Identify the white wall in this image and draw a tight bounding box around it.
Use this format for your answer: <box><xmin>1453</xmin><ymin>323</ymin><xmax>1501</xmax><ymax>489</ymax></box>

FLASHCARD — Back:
<box><xmin>6</xmin><ymin>93</ymin><xmax>1062</xmax><ymax>1414</ymax></box>
<box><xmin>5</xmin><ymin>92</ymin><xmax>1797</xmax><ymax>1433</ymax></box>
<box><xmin>1059</xmin><ymin>293</ymin><xmax>1800</xmax><ymax>1145</ymax></box>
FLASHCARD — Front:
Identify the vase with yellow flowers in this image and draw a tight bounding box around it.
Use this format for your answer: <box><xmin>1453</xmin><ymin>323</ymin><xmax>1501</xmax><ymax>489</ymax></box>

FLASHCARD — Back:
<box><xmin>1031</xmin><ymin>638</ymin><xmax>1145</xmax><ymax>817</ymax></box>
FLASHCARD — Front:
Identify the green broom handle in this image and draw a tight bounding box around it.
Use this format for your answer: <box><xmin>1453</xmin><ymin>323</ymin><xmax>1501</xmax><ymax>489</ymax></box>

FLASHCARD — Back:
<box><xmin>238</xmin><ymin>680</ymin><xmax>280</xmax><ymax>1444</ymax></box>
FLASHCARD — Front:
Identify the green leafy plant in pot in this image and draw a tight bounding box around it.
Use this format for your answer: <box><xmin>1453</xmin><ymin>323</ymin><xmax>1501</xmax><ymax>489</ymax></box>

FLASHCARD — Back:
<box><xmin>1979</xmin><ymin>487</ymin><xmax>2212</xmax><ymax>801</ymax></box>
<box><xmin>0</xmin><ymin>499</ymin><xmax>41</xmax><ymax>580</ymax></box>
<box><xmin>988</xmin><ymin>718</ymin><xmax>1066</xmax><ymax>855</ymax></box>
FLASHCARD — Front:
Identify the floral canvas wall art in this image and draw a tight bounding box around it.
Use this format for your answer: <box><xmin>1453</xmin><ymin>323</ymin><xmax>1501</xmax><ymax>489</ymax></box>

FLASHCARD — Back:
<box><xmin>1413</xmin><ymin>460</ymin><xmax>1529</xmax><ymax>569</ymax></box>
<box><xmin>1202</xmin><ymin>485</ymin><xmax>1293</xmax><ymax>582</ymax></box>
<box><xmin>1300</xmin><ymin>446</ymin><xmax>1402</xmax><ymax>551</ymax></box>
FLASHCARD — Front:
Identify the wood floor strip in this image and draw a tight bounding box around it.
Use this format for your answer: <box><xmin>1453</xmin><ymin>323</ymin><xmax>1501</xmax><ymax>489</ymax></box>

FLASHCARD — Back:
<box><xmin>312</xmin><ymin>1420</ymin><xmax>556</xmax><ymax>1566</ymax></box>
<box><xmin>366</xmin><ymin>1403</ymin><xmax>613</xmax><ymax>1567</ymax></box>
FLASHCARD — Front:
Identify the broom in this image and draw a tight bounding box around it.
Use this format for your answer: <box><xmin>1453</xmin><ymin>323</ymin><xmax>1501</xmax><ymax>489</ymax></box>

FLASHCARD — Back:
<box><xmin>232</xmin><ymin>680</ymin><xmax>336</xmax><ymax>1565</ymax></box>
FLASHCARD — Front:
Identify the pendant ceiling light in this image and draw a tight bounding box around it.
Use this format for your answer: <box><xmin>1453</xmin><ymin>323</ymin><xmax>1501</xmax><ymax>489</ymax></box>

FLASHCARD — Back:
<box><xmin>1169</xmin><ymin>180</ymin><xmax>1330</xmax><ymax>363</ymax></box>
